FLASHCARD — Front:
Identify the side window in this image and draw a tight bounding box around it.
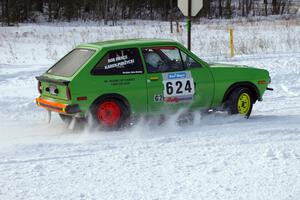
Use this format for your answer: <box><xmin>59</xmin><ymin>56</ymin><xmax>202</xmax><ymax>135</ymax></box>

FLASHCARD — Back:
<box><xmin>180</xmin><ymin>51</ymin><xmax>201</xmax><ymax>68</ymax></box>
<box><xmin>142</xmin><ymin>47</ymin><xmax>184</xmax><ymax>73</ymax></box>
<box><xmin>91</xmin><ymin>48</ymin><xmax>144</xmax><ymax>75</ymax></box>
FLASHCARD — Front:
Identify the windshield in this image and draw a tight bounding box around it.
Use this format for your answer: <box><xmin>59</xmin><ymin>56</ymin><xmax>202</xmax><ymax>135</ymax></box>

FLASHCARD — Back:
<box><xmin>47</xmin><ymin>48</ymin><xmax>95</xmax><ymax>77</ymax></box>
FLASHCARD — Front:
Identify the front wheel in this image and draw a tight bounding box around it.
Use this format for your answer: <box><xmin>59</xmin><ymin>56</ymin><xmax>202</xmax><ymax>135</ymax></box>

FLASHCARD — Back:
<box><xmin>227</xmin><ymin>87</ymin><xmax>254</xmax><ymax>118</ymax></box>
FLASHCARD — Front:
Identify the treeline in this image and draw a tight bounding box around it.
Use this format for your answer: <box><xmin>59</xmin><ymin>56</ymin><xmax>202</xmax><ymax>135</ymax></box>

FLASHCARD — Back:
<box><xmin>0</xmin><ymin>0</ymin><xmax>297</xmax><ymax>25</ymax></box>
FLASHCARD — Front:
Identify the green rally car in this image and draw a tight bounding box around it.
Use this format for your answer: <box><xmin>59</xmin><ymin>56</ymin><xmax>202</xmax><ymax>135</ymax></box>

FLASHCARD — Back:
<box><xmin>36</xmin><ymin>39</ymin><xmax>272</xmax><ymax>128</ymax></box>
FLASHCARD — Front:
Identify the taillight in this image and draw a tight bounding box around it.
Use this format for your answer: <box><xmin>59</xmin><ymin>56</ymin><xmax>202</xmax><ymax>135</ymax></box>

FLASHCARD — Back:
<box><xmin>38</xmin><ymin>81</ymin><xmax>42</xmax><ymax>94</ymax></box>
<box><xmin>66</xmin><ymin>86</ymin><xmax>71</xmax><ymax>100</ymax></box>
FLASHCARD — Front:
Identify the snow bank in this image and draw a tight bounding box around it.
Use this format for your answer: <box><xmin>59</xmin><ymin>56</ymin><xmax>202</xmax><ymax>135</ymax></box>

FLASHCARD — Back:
<box><xmin>0</xmin><ymin>19</ymin><xmax>299</xmax><ymax>65</ymax></box>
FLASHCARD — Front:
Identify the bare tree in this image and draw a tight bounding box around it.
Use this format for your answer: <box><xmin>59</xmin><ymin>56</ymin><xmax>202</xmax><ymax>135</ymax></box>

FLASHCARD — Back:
<box><xmin>170</xmin><ymin>0</ymin><xmax>173</xmax><ymax>33</ymax></box>
<box><xmin>1</xmin><ymin>0</ymin><xmax>5</xmax><ymax>25</ymax></box>
<box><xmin>219</xmin><ymin>0</ymin><xmax>223</xmax><ymax>18</ymax></box>
<box><xmin>264</xmin><ymin>0</ymin><xmax>268</xmax><ymax>16</ymax></box>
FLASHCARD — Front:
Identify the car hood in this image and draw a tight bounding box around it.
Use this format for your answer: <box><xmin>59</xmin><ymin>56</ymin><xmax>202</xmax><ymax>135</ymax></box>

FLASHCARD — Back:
<box><xmin>209</xmin><ymin>63</ymin><xmax>252</xmax><ymax>69</ymax></box>
<box><xmin>208</xmin><ymin>62</ymin><xmax>270</xmax><ymax>84</ymax></box>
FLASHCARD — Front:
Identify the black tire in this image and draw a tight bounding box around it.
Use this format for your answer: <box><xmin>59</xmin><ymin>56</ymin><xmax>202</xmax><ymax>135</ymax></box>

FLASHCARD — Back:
<box><xmin>91</xmin><ymin>98</ymin><xmax>129</xmax><ymax>130</ymax></box>
<box><xmin>226</xmin><ymin>87</ymin><xmax>254</xmax><ymax>118</ymax></box>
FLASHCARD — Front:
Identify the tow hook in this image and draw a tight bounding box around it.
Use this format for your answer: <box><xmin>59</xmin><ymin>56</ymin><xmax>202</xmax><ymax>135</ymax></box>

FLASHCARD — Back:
<box><xmin>267</xmin><ymin>87</ymin><xmax>274</xmax><ymax>91</ymax></box>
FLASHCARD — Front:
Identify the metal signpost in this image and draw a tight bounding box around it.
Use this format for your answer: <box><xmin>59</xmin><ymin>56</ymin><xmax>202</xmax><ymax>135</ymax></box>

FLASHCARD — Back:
<box><xmin>178</xmin><ymin>0</ymin><xmax>203</xmax><ymax>50</ymax></box>
<box><xmin>229</xmin><ymin>28</ymin><xmax>234</xmax><ymax>57</ymax></box>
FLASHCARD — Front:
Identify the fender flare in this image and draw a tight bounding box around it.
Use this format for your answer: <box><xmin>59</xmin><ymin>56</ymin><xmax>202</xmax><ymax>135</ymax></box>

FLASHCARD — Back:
<box><xmin>222</xmin><ymin>82</ymin><xmax>261</xmax><ymax>103</ymax></box>
<box><xmin>91</xmin><ymin>93</ymin><xmax>131</xmax><ymax>115</ymax></box>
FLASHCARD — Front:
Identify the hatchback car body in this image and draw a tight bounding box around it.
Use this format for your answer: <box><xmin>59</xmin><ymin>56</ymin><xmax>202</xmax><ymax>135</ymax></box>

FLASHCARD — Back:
<box><xmin>36</xmin><ymin>39</ymin><xmax>271</xmax><ymax>128</ymax></box>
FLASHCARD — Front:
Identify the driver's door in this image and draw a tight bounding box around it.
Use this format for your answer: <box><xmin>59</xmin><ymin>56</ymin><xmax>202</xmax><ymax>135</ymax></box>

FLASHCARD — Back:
<box><xmin>142</xmin><ymin>46</ymin><xmax>195</xmax><ymax>113</ymax></box>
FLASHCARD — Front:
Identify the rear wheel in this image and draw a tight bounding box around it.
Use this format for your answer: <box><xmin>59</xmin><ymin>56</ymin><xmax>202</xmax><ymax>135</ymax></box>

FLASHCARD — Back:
<box><xmin>92</xmin><ymin>98</ymin><xmax>129</xmax><ymax>129</ymax></box>
<box><xmin>227</xmin><ymin>87</ymin><xmax>254</xmax><ymax>118</ymax></box>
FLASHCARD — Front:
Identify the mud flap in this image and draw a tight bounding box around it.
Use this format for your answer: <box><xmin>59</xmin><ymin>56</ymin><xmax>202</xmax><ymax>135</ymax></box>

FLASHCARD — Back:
<box><xmin>67</xmin><ymin>113</ymin><xmax>80</xmax><ymax>130</ymax></box>
<box><xmin>47</xmin><ymin>110</ymin><xmax>52</xmax><ymax>124</ymax></box>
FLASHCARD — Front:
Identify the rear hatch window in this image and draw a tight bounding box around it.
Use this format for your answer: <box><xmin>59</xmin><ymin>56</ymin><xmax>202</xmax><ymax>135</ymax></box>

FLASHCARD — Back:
<box><xmin>47</xmin><ymin>48</ymin><xmax>95</xmax><ymax>77</ymax></box>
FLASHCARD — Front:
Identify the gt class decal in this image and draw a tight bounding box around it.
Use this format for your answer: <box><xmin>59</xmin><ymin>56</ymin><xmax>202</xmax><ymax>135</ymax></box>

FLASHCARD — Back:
<box><xmin>154</xmin><ymin>94</ymin><xmax>164</xmax><ymax>102</ymax></box>
<box><xmin>162</xmin><ymin>71</ymin><xmax>195</xmax><ymax>103</ymax></box>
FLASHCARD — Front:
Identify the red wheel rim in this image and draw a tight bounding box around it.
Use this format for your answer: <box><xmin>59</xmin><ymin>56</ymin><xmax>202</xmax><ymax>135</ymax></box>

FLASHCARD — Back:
<box><xmin>97</xmin><ymin>101</ymin><xmax>121</xmax><ymax>127</ymax></box>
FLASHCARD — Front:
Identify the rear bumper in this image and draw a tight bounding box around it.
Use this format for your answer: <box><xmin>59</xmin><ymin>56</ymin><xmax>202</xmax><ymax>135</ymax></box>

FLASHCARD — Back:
<box><xmin>36</xmin><ymin>97</ymin><xmax>80</xmax><ymax>114</ymax></box>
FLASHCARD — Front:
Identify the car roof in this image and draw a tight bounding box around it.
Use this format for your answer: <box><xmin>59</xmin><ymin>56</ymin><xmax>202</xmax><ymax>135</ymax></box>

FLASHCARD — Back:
<box><xmin>79</xmin><ymin>38</ymin><xmax>180</xmax><ymax>50</ymax></box>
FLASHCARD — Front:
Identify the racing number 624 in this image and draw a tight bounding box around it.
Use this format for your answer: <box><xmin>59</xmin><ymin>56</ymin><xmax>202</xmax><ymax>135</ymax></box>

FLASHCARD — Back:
<box><xmin>165</xmin><ymin>80</ymin><xmax>193</xmax><ymax>95</ymax></box>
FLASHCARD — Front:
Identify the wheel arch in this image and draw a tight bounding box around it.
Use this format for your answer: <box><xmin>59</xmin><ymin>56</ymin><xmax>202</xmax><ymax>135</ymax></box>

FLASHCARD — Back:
<box><xmin>91</xmin><ymin>93</ymin><xmax>131</xmax><ymax>114</ymax></box>
<box><xmin>222</xmin><ymin>82</ymin><xmax>260</xmax><ymax>104</ymax></box>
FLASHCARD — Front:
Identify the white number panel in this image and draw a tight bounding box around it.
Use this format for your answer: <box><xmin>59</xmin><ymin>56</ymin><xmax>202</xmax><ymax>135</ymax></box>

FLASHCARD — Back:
<box><xmin>162</xmin><ymin>71</ymin><xmax>195</xmax><ymax>102</ymax></box>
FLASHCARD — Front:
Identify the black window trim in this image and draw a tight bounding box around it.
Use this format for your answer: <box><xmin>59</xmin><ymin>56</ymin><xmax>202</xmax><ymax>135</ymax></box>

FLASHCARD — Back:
<box><xmin>90</xmin><ymin>47</ymin><xmax>145</xmax><ymax>76</ymax></box>
<box><xmin>141</xmin><ymin>45</ymin><xmax>203</xmax><ymax>74</ymax></box>
<box><xmin>142</xmin><ymin>46</ymin><xmax>192</xmax><ymax>74</ymax></box>
<box><xmin>178</xmin><ymin>49</ymin><xmax>186</xmax><ymax>70</ymax></box>
<box><xmin>178</xmin><ymin>47</ymin><xmax>203</xmax><ymax>69</ymax></box>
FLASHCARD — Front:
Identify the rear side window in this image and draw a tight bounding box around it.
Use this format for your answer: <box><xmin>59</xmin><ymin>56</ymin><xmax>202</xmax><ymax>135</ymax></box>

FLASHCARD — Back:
<box><xmin>48</xmin><ymin>48</ymin><xmax>95</xmax><ymax>77</ymax></box>
<box><xmin>91</xmin><ymin>48</ymin><xmax>144</xmax><ymax>75</ymax></box>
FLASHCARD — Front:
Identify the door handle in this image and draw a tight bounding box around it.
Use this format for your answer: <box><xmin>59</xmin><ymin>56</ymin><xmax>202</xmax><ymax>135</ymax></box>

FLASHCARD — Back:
<box><xmin>150</xmin><ymin>76</ymin><xmax>159</xmax><ymax>81</ymax></box>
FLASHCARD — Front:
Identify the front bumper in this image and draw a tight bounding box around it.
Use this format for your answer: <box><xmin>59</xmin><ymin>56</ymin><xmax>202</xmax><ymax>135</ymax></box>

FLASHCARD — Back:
<box><xmin>36</xmin><ymin>97</ymin><xmax>80</xmax><ymax>114</ymax></box>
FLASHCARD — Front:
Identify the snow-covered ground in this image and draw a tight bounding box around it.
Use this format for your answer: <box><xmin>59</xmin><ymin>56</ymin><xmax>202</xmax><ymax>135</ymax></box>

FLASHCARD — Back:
<box><xmin>0</xmin><ymin>19</ymin><xmax>299</xmax><ymax>65</ymax></box>
<box><xmin>0</xmin><ymin>21</ymin><xmax>300</xmax><ymax>199</ymax></box>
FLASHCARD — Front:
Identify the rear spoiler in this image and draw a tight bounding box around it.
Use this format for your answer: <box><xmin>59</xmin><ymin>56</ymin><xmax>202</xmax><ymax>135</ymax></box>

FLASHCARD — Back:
<box><xmin>36</xmin><ymin>76</ymin><xmax>70</xmax><ymax>86</ymax></box>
